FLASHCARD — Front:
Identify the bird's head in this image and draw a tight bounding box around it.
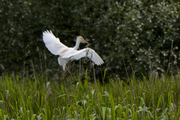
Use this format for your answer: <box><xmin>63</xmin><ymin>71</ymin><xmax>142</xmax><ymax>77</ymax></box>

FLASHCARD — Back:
<box><xmin>77</xmin><ymin>36</ymin><xmax>89</xmax><ymax>44</ymax></box>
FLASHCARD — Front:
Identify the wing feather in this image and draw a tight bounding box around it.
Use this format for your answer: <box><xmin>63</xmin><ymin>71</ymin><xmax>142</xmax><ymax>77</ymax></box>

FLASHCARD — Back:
<box><xmin>62</xmin><ymin>48</ymin><xmax>104</xmax><ymax>65</ymax></box>
<box><xmin>43</xmin><ymin>30</ymin><xmax>68</xmax><ymax>55</ymax></box>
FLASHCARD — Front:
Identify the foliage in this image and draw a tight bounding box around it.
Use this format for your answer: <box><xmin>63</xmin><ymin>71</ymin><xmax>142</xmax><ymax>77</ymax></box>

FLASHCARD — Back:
<box><xmin>0</xmin><ymin>72</ymin><xmax>180</xmax><ymax>119</ymax></box>
<box><xmin>0</xmin><ymin>0</ymin><xmax>180</xmax><ymax>77</ymax></box>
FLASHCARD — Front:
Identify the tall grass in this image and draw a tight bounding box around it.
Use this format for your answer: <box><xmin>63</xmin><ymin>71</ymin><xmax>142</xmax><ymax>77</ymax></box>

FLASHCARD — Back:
<box><xmin>0</xmin><ymin>72</ymin><xmax>179</xmax><ymax>119</ymax></box>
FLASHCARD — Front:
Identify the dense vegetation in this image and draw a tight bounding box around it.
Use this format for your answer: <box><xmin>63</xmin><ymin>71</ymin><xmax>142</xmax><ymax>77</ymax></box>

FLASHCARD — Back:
<box><xmin>0</xmin><ymin>1</ymin><xmax>180</xmax><ymax>119</ymax></box>
<box><xmin>0</xmin><ymin>0</ymin><xmax>180</xmax><ymax>78</ymax></box>
<box><xmin>0</xmin><ymin>72</ymin><xmax>179</xmax><ymax>119</ymax></box>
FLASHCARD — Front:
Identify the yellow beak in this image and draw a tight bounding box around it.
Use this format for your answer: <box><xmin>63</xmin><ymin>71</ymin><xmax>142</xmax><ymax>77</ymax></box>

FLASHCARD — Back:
<box><xmin>83</xmin><ymin>39</ymin><xmax>89</xmax><ymax>44</ymax></box>
<box><xmin>85</xmin><ymin>41</ymin><xmax>89</xmax><ymax>44</ymax></box>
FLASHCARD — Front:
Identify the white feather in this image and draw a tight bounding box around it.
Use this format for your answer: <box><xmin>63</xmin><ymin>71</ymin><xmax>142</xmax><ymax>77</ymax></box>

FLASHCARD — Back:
<box><xmin>58</xmin><ymin>57</ymin><xmax>68</xmax><ymax>71</ymax></box>
<box><xmin>43</xmin><ymin>30</ymin><xmax>104</xmax><ymax>71</ymax></box>
<box><xmin>62</xmin><ymin>48</ymin><xmax>104</xmax><ymax>65</ymax></box>
<box><xmin>43</xmin><ymin>30</ymin><xmax>68</xmax><ymax>55</ymax></box>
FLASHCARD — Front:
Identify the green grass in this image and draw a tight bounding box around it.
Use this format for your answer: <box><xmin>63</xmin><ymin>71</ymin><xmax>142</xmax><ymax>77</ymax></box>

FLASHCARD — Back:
<box><xmin>0</xmin><ymin>72</ymin><xmax>179</xmax><ymax>120</ymax></box>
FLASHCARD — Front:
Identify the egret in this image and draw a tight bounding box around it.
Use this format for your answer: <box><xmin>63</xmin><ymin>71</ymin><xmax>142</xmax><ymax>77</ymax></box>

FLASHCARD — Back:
<box><xmin>43</xmin><ymin>30</ymin><xmax>104</xmax><ymax>71</ymax></box>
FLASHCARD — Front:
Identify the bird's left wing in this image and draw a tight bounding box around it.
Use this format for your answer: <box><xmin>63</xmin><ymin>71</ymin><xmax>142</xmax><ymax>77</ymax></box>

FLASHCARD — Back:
<box><xmin>62</xmin><ymin>48</ymin><xmax>104</xmax><ymax>65</ymax></box>
<box><xmin>43</xmin><ymin>30</ymin><xmax>68</xmax><ymax>55</ymax></box>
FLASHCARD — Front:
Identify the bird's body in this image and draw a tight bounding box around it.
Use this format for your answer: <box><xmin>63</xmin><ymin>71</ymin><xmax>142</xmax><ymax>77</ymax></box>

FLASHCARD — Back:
<box><xmin>43</xmin><ymin>30</ymin><xmax>104</xmax><ymax>71</ymax></box>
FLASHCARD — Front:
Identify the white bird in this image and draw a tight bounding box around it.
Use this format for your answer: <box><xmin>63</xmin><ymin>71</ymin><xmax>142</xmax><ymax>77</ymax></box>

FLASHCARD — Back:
<box><xmin>43</xmin><ymin>30</ymin><xmax>104</xmax><ymax>71</ymax></box>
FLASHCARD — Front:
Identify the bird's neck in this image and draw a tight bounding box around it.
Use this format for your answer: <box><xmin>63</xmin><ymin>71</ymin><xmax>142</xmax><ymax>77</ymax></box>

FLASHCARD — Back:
<box><xmin>73</xmin><ymin>40</ymin><xmax>80</xmax><ymax>50</ymax></box>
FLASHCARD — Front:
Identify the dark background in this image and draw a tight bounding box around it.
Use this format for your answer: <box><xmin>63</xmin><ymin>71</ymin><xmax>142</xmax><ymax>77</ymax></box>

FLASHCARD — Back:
<box><xmin>0</xmin><ymin>0</ymin><xmax>180</xmax><ymax>80</ymax></box>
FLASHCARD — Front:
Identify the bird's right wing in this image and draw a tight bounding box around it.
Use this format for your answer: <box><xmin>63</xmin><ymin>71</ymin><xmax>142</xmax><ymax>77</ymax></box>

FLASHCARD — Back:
<box><xmin>62</xmin><ymin>48</ymin><xmax>104</xmax><ymax>65</ymax></box>
<box><xmin>43</xmin><ymin>30</ymin><xmax>68</xmax><ymax>55</ymax></box>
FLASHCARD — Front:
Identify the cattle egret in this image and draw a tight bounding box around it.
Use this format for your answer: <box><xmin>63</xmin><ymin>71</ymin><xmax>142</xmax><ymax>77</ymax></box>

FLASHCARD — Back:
<box><xmin>43</xmin><ymin>30</ymin><xmax>104</xmax><ymax>71</ymax></box>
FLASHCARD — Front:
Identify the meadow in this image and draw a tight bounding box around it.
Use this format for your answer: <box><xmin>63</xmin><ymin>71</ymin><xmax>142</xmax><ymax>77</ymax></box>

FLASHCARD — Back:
<box><xmin>0</xmin><ymin>71</ymin><xmax>179</xmax><ymax>120</ymax></box>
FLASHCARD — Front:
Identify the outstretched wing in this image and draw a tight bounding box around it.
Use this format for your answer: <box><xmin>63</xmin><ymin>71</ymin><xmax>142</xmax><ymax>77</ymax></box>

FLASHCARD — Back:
<box><xmin>43</xmin><ymin>30</ymin><xmax>68</xmax><ymax>55</ymax></box>
<box><xmin>62</xmin><ymin>48</ymin><xmax>104</xmax><ymax>65</ymax></box>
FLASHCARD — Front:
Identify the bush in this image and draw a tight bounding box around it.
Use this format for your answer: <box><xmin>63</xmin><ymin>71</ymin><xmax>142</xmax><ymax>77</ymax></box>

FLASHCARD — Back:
<box><xmin>0</xmin><ymin>0</ymin><xmax>179</xmax><ymax>78</ymax></box>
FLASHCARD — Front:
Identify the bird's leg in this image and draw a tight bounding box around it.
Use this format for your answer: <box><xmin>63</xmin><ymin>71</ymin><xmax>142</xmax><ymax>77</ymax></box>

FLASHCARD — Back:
<box><xmin>65</xmin><ymin>63</ymin><xmax>74</xmax><ymax>85</ymax></box>
<box><xmin>85</xmin><ymin>49</ymin><xmax>93</xmax><ymax>74</ymax></box>
<box><xmin>61</xmin><ymin>67</ymin><xmax>67</xmax><ymax>82</ymax></box>
<box><xmin>86</xmin><ymin>48</ymin><xmax>92</xmax><ymax>59</ymax></box>
<box><xmin>88</xmin><ymin>61</ymin><xmax>93</xmax><ymax>74</ymax></box>
<box><xmin>79</xmin><ymin>59</ymin><xmax>82</xmax><ymax>80</ymax></box>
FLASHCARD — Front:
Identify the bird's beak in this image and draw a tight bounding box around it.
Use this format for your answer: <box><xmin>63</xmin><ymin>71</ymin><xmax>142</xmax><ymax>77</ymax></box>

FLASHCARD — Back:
<box><xmin>84</xmin><ymin>39</ymin><xmax>89</xmax><ymax>44</ymax></box>
<box><xmin>85</xmin><ymin>41</ymin><xmax>89</xmax><ymax>44</ymax></box>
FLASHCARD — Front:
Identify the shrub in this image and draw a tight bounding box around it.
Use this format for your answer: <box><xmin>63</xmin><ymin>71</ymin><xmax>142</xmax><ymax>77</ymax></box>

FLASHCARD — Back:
<box><xmin>0</xmin><ymin>0</ymin><xmax>179</xmax><ymax>78</ymax></box>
